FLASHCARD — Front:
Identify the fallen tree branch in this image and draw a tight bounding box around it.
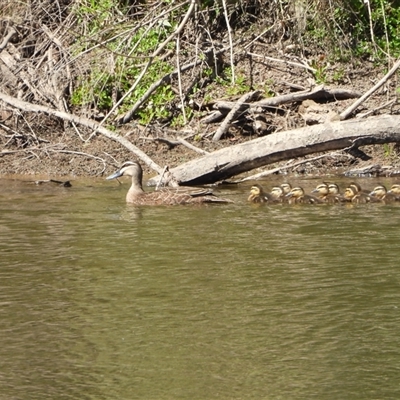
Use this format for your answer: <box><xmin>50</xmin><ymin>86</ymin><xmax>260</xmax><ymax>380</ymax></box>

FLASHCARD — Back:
<box><xmin>340</xmin><ymin>57</ymin><xmax>400</xmax><ymax>120</ymax></box>
<box><xmin>147</xmin><ymin>114</ymin><xmax>400</xmax><ymax>185</ymax></box>
<box><xmin>212</xmin><ymin>90</ymin><xmax>261</xmax><ymax>141</ymax></box>
<box><xmin>214</xmin><ymin>85</ymin><xmax>361</xmax><ymax>114</ymax></box>
<box><xmin>0</xmin><ymin>91</ymin><xmax>163</xmax><ymax>173</ymax></box>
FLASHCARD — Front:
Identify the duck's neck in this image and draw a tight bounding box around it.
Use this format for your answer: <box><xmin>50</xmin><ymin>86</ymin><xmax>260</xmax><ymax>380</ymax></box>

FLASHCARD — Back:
<box><xmin>132</xmin><ymin>173</ymin><xmax>145</xmax><ymax>191</ymax></box>
<box><xmin>126</xmin><ymin>175</ymin><xmax>145</xmax><ymax>200</ymax></box>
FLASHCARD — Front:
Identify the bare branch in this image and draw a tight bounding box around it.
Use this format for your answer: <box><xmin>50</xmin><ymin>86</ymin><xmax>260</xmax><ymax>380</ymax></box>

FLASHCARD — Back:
<box><xmin>0</xmin><ymin>91</ymin><xmax>163</xmax><ymax>173</ymax></box>
<box><xmin>340</xmin><ymin>57</ymin><xmax>400</xmax><ymax>120</ymax></box>
<box><xmin>212</xmin><ymin>91</ymin><xmax>261</xmax><ymax>141</ymax></box>
<box><xmin>0</xmin><ymin>27</ymin><xmax>16</xmax><ymax>52</ymax></box>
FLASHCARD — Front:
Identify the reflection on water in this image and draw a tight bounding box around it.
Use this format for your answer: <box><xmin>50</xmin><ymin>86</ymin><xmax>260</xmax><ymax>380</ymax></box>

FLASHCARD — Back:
<box><xmin>1</xmin><ymin>177</ymin><xmax>400</xmax><ymax>399</ymax></box>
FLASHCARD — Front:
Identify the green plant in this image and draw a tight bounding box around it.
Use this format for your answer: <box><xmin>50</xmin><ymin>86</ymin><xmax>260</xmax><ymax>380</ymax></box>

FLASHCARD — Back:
<box><xmin>332</xmin><ymin>68</ymin><xmax>345</xmax><ymax>83</ymax></box>
<box><xmin>299</xmin><ymin>0</ymin><xmax>400</xmax><ymax>61</ymax></box>
<box><xmin>383</xmin><ymin>143</ymin><xmax>395</xmax><ymax>158</ymax></box>
<box><xmin>170</xmin><ymin>107</ymin><xmax>194</xmax><ymax>128</ymax></box>
<box><xmin>74</xmin><ymin>0</ymin><xmax>118</xmax><ymax>34</ymax></box>
<box><xmin>310</xmin><ymin>57</ymin><xmax>328</xmax><ymax>84</ymax></box>
<box><xmin>214</xmin><ymin>67</ymin><xmax>250</xmax><ymax>96</ymax></box>
<box><xmin>71</xmin><ymin>20</ymin><xmax>176</xmax><ymax>124</ymax></box>
<box><xmin>256</xmin><ymin>80</ymin><xmax>274</xmax><ymax>98</ymax></box>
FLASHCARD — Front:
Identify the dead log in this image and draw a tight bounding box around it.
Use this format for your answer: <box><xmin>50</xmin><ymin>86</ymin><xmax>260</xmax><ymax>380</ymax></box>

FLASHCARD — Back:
<box><xmin>147</xmin><ymin>114</ymin><xmax>400</xmax><ymax>186</ymax></box>
<box><xmin>213</xmin><ymin>86</ymin><xmax>361</xmax><ymax>114</ymax></box>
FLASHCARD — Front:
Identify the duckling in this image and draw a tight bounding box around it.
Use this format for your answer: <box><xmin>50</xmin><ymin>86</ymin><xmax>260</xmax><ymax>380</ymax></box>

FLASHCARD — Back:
<box><xmin>106</xmin><ymin>161</ymin><xmax>233</xmax><ymax>205</ymax></box>
<box><xmin>369</xmin><ymin>184</ymin><xmax>397</xmax><ymax>203</ymax></box>
<box><xmin>327</xmin><ymin>182</ymin><xmax>346</xmax><ymax>203</ymax></box>
<box><xmin>387</xmin><ymin>184</ymin><xmax>400</xmax><ymax>200</ymax></box>
<box><xmin>343</xmin><ymin>186</ymin><xmax>370</xmax><ymax>203</ymax></box>
<box><xmin>328</xmin><ymin>183</ymin><xmax>340</xmax><ymax>195</ymax></box>
<box><xmin>311</xmin><ymin>182</ymin><xmax>342</xmax><ymax>203</ymax></box>
<box><xmin>269</xmin><ymin>186</ymin><xmax>286</xmax><ymax>202</ymax></box>
<box><xmin>311</xmin><ymin>182</ymin><xmax>329</xmax><ymax>199</ymax></box>
<box><xmin>286</xmin><ymin>186</ymin><xmax>323</xmax><ymax>204</ymax></box>
<box><xmin>349</xmin><ymin>181</ymin><xmax>370</xmax><ymax>195</ymax></box>
<box><xmin>248</xmin><ymin>184</ymin><xmax>270</xmax><ymax>203</ymax></box>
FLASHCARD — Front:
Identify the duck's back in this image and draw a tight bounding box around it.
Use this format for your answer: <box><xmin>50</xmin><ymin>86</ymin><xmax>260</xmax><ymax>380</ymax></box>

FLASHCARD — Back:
<box><xmin>127</xmin><ymin>188</ymin><xmax>232</xmax><ymax>205</ymax></box>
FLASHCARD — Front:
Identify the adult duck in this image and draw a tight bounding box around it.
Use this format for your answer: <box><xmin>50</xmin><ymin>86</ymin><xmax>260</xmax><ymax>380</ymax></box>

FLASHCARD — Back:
<box><xmin>107</xmin><ymin>161</ymin><xmax>233</xmax><ymax>205</ymax></box>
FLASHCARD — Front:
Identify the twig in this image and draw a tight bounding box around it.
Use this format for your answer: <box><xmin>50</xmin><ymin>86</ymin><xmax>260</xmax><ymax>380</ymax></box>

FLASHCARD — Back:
<box><xmin>212</xmin><ymin>90</ymin><xmax>261</xmax><ymax>141</ymax></box>
<box><xmin>340</xmin><ymin>57</ymin><xmax>400</xmax><ymax>120</ymax></box>
<box><xmin>380</xmin><ymin>0</ymin><xmax>391</xmax><ymax>64</ymax></box>
<box><xmin>365</xmin><ymin>0</ymin><xmax>378</xmax><ymax>55</ymax></box>
<box><xmin>47</xmin><ymin>149</ymin><xmax>107</xmax><ymax>174</ymax></box>
<box><xmin>177</xmin><ymin>137</ymin><xmax>210</xmax><ymax>155</ymax></box>
<box><xmin>70</xmin><ymin>120</ymin><xmax>87</xmax><ymax>142</ymax></box>
<box><xmin>33</xmin><ymin>179</ymin><xmax>72</xmax><ymax>187</ymax></box>
<box><xmin>176</xmin><ymin>34</ymin><xmax>187</xmax><ymax>125</ymax></box>
<box><xmin>0</xmin><ymin>122</ymin><xmax>18</xmax><ymax>135</ymax></box>
<box><xmin>0</xmin><ymin>149</ymin><xmax>22</xmax><ymax>156</ymax></box>
<box><xmin>156</xmin><ymin>166</ymin><xmax>169</xmax><ymax>190</ymax></box>
<box><xmin>0</xmin><ymin>27</ymin><xmax>16</xmax><ymax>52</ymax></box>
<box><xmin>243</xmin><ymin>24</ymin><xmax>276</xmax><ymax>50</ymax></box>
<box><xmin>357</xmin><ymin>99</ymin><xmax>397</xmax><ymax>118</ymax></box>
<box><xmin>222</xmin><ymin>0</ymin><xmax>235</xmax><ymax>84</ymax></box>
<box><xmin>102</xmin><ymin>152</ymin><xmax>120</xmax><ymax>165</ymax></box>
<box><xmin>18</xmin><ymin>113</ymin><xmax>39</xmax><ymax>144</ymax></box>
<box><xmin>246</xmin><ymin>52</ymin><xmax>317</xmax><ymax>73</ymax></box>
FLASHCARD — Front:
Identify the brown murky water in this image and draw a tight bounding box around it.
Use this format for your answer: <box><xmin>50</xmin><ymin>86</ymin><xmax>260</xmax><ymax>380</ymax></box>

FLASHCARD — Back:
<box><xmin>1</xmin><ymin>176</ymin><xmax>400</xmax><ymax>399</ymax></box>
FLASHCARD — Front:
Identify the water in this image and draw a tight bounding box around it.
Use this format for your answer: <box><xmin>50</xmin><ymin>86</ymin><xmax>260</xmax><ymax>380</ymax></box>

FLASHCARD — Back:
<box><xmin>1</xmin><ymin>176</ymin><xmax>400</xmax><ymax>399</ymax></box>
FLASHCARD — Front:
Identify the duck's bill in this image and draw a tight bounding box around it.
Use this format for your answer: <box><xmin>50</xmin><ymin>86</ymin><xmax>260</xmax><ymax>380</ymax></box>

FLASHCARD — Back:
<box><xmin>106</xmin><ymin>170</ymin><xmax>123</xmax><ymax>180</ymax></box>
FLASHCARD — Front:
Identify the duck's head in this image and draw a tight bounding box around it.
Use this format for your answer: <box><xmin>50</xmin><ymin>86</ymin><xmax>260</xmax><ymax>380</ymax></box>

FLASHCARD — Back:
<box><xmin>270</xmin><ymin>186</ymin><xmax>284</xmax><ymax>198</ymax></box>
<box><xmin>106</xmin><ymin>161</ymin><xmax>143</xmax><ymax>181</ymax></box>
<box><xmin>286</xmin><ymin>186</ymin><xmax>304</xmax><ymax>199</ymax></box>
<box><xmin>344</xmin><ymin>186</ymin><xmax>357</xmax><ymax>200</ymax></box>
<box><xmin>280</xmin><ymin>183</ymin><xmax>292</xmax><ymax>195</ymax></box>
<box><xmin>312</xmin><ymin>183</ymin><xmax>329</xmax><ymax>196</ymax></box>
<box><xmin>349</xmin><ymin>182</ymin><xmax>362</xmax><ymax>193</ymax></box>
<box><xmin>328</xmin><ymin>183</ymin><xmax>340</xmax><ymax>194</ymax></box>
<box><xmin>249</xmin><ymin>184</ymin><xmax>262</xmax><ymax>197</ymax></box>
<box><xmin>369</xmin><ymin>184</ymin><xmax>387</xmax><ymax>199</ymax></box>
<box><xmin>248</xmin><ymin>184</ymin><xmax>267</xmax><ymax>202</ymax></box>
<box><xmin>388</xmin><ymin>184</ymin><xmax>400</xmax><ymax>196</ymax></box>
